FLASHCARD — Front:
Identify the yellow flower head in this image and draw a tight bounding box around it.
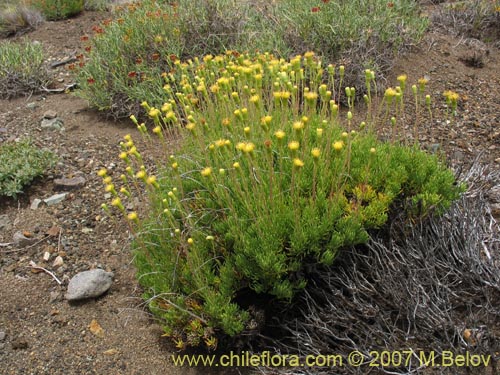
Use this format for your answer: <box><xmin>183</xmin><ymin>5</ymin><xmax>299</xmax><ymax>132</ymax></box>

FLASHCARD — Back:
<box><xmin>233</xmin><ymin>162</ymin><xmax>240</xmax><ymax>169</ymax></box>
<box><xmin>97</xmin><ymin>168</ymin><xmax>108</xmax><ymax>177</ymax></box>
<box><xmin>153</xmin><ymin>126</ymin><xmax>162</xmax><ymax>135</ymax></box>
<box><xmin>293</xmin><ymin>158</ymin><xmax>304</xmax><ymax>168</ymax></box>
<box><xmin>397</xmin><ymin>74</ymin><xmax>407</xmax><ymax>83</ymax></box>
<box><xmin>304</xmin><ymin>91</ymin><xmax>318</xmax><ymax>103</ymax></box>
<box><xmin>261</xmin><ymin>115</ymin><xmax>272</xmax><ymax>126</ymax></box>
<box><xmin>103</xmin><ymin>176</ymin><xmax>112</xmax><ymax>185</ymax></box>
<box><xmin>119</xmin><ymin>152</ymin><xmax>128</xmax><ymax>160</ymax></box>
<box><xmin>104</xmin><ymin>184</ymin><xmax>115</xmax><ymax>193</ymax></box>
<box><xmin>187</xmin><ymin>238</ymin><xmax>194</xmax><ymax>245</ymax></box>
<box><xmin>250</xmin><ymin>95</ymin><xmax>260</xmax><ymax>104</ymax></box>
<box><xmin>136</xmin><ymin>170</ymin><xmax>147</xmax><ymax>180</ymax></box>
<box><xmin>332</xmin><ymin>141</ymin><xmax>344</xmax><ymax>151</ymax></box>
<box><xmin>146</xmin><ymin>175</ymin><xmax>157</xmax><ymax>185</ymax></box>
<box><xmin>316</xmin><ymin>128</ymin><xmax>323</xmax><ymax>137</ymax></box>
<box><xmin>214</xmin><ymin>139</ymin><xmax>227</xmax><ymax>148</ymax></box>
<box><xmin>288</xmin><ymin>141</ymin><xmax>300</xmax><ymax>151</ymax></box>
<box><xmin>148</xmin><ymin>108</ymin><xmax>160</xmax><ymax>118</ymax></box>
<box><xmin>127</xmin><ymin>212</ymin><xmax>138</xmax><ymax>221</ymax></box>
<box><xmin>293</xmin><ymin>121</ymin><xmax>304</xmax><ymax>131</ymax></box>
<box><xmin>385</xmin><ymin>87</ymin><xmax>397</xmax><ymax>98</ymax></box>
<box><xmin>201</xmin><ymin>167</ymin><xmax>212</xmax><ymax>177</ymax></box>
<box><xmin>274</xmin><ymin>130</ymin><xmax>286</xmax><ymax>140</ymax></box>
<box><xmin>111</xmin><ymin>197</ymin><xmax>122</xmax><ymax>207</ymax></box>
<box><xmin>243</xmin><ymin>142</ymin><xmax>255</xmax><ymax>154</ymax></box>
<box><xmin>311</xmin><ymin>147</ymin><xmax>321</xmax><ymax>158</ymax></box>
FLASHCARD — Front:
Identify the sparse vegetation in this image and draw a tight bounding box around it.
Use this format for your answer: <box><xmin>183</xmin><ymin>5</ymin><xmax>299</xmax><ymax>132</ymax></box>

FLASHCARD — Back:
<box><xmin>0</xmin><ymin>2</ymin><xmax>43</xmax><ymax>37</ymax></box>
<box><xmin>0</xmin><ymin>39</ymin><xmax>50</xmax><ymax>98</ymax></box>
<box><xmin>0</xmin><ymin>139</ymin><xmax>56</xmax><ymax>198</ymax></box>
<box><xmin>75</xmin><ymin>0</ymin><xmax>428</xmax><ymax>118</ymax></box>
<box><xmin>24</xmin><ymin>0</ymin><xmax>84</xmax><ymax>20</ymax></box>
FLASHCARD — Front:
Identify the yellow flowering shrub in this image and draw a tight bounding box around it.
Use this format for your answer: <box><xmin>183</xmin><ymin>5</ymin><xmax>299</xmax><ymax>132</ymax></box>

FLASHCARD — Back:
<box><xmin>102</xmin><ymin>52</ymin><xmax>463</xmax><ymax>349</ymax></box>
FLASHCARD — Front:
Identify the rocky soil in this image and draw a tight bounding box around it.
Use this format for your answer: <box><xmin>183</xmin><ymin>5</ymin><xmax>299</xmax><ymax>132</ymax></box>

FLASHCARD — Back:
<box><xmin>0</xmin><ymin>6</ymin><xmax>499</xmax><ymax>375</ymax></box>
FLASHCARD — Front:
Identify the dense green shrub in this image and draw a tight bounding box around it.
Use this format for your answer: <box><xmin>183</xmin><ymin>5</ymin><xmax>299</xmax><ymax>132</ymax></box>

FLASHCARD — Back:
<box><xmin>0</xmin><ymin>139</ymin><xmax>56</xmax><ymax>198</ymax></box>
<box><xmin>99</xmin><ymin>52</ymin><xmax>463</xmax><ymax>350</ymax></box>
<box><xmin>0</xmin><ymin>39</ymin><xmax>50</xmax><ymax>98</ymax></box>
<box><xmin>75</xmin><ymin>0</ymin><xmax>428</xmax><ymax>118</ymax></box>
<box><xmin>25</xmin><ymin>0</ymin><xmax>84</xmax><ymax>20</ymax></box>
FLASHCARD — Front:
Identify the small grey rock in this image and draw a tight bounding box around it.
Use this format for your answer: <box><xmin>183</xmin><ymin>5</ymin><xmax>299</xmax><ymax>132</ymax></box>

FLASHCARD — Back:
<box><xmin>41</xmin><ymin>118</ymin><xmax>64</xmax><ymax>131</ymax></box>
<box><xmin>13</xmin><ymin>232</ymin><xmax>36</xmax><ymax>247</ymax></box>
<box><xmin>43</xmin><ymin>110</ymin><xmax>57</xmax><ymax>119</ymax></box>
<box><xmin>26</xmin><ymin>102</ymin><xmax>38</xmax><ymax>110</ymax></box>
<box><xmin>30</xmin><ymin>198</ymin><xmax>43</xmax><ymax>210</ymax></box>
<box><xmin>0</xmin><ymin>331</ymin><xmax>5</xmax><ymax>341</ymax></box>
<box><xmin>44</xmin><ymin>193</ymin><xmax>67</xmax><ymax>206</ymax></box>
<box><xmin>65</xmin><ymin>269</ymin><xmax>114</xmax><ymax>301</ymax></box>
<box><xmin>54</xmin><ymin>176</ymin><xmax>86</xmax><ymax>191</ymax></box>
<box><xmin>0</xmin><ymin>214</ymin><xmax>11</xmax><ymax>231</ymax></box>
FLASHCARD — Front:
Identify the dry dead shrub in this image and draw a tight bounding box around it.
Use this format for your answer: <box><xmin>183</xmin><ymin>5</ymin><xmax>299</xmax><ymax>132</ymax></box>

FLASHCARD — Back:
<box><xmin>258</xmin><ymin>160</ymin><xmax>500</xmax><ymax>375</ymax></box>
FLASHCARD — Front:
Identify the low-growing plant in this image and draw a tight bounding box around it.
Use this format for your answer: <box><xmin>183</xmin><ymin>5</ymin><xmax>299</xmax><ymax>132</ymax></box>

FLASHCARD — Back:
<box><xmin>24</xmin><ymin>0</ymin><xmax>84</xmax><ymax>20</ymax></box>
<box><xmin>0</xmin><ymin>3</ymin><xmax>44</xmax><ymax>38</ymax></box>
<box><xmin>0</xmin><ymin>139</ymin><xmax>56</xmax><ymax>198</ymax></box>
<box><xmin>431</xmin><ymin>0</ymin><xmax>500</xmax><ymax>41</ymax></box>
<box><xmin>0</xmin><ymin>39</ymin><xmax>50</xmax><ymax>99</ymax></box>
<box><xmin>100</xmin><ymin>52</ymin><xmax>464</xmax><ymax>350</ymax></box>
<box><xmin>75</xmin><ymin>0</ymin><xmax>428</xmax><ymax>118</ymax></box>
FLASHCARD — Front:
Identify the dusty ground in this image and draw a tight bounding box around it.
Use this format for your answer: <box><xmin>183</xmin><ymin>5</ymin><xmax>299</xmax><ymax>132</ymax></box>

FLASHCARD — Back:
<box><xmin>0</xmin><ymin>6</ymin><xmax>499</xmax><ymax>375</ymax></box>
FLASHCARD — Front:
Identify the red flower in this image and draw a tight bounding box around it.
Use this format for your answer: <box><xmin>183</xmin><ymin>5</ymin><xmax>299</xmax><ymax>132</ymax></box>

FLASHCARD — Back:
<box><xmin>169</xmin><ymin>54</ymin><xmax>178</xmax><ymax>62</ymax></box>
<box><xmin>92</xmin><ymin>25</ymin><xmax>104</xmax><ymax>34</ymax></box>
<box><xmin>80</xmin><ymin>35</ymin><xmax>89</xmax><ymax>41</ymax></box>
<box><xmin>87</xmin><ymin>78</ymin><xmax>95</xmax><ymax>84</ymax></box>
<box><xmin>76</xmin><ymin>53</ymin><xmax>84</xmax><ymax>60</ymax></box>
<box><xmin>387</xmin><ymin>2</ymin><xmax>394</xmax><ymax>7</ymax></box>
<box><xmin>311</xmin><ymin>7</ymin><xmax>320</xmax><ymax>12</ymax></box>
<box><xmin>321</xmin><ymin>0</ymin><xmax>330</xmax><ymax>3</ymax></box>
<box><xmin>84</xmin><ymin>46</ymin><xmax>91</xmax><ymax>53</ymax></box>
<box><xmin>136</xmin><ymin>58</ymin><xmax>143</xmax><ymax>64</ymax></box>
<box><xmin>152</xmin><ymin>53</ymin><xmax>160</xmax><ymax>61</ymax></box>
<box><xmin>67</xmin><ymin>63</ymin><xmax>75</xmax><ymax>71</ymax></box>
<box><xmin>128</xmin><ymin>71</ymin><xmax>137</xmax><ymax>78</ymax></box>
<box><xmin>79</xmin><ymin>62</ymin><xmax>85</xmax><ymax>68</ymax></box>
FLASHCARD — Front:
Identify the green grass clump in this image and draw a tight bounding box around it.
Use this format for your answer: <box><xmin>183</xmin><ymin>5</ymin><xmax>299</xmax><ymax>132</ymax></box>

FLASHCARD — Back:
<box><xmin>0</xmin><ymin>139</ymin><xmax>56</xmax><ymax>198</ymax></box>
<box><xmin>99</xmin><ymin>52</ymin><xmax>463</xmax><ymax>350</ymax></box>
<box><xmin>0</xmin><ymin>39</ymin><xmax>50</xmax><ymax>99</ymax></box>
<box><xmin>75</xmin><ymin>0</ymin><xmax>428</xmax><ymax>118</ymax></box>
<box><xmin>24</xmin><ymin>0</ymin><xmax>84</xmax><ymax>20</ymax></box>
